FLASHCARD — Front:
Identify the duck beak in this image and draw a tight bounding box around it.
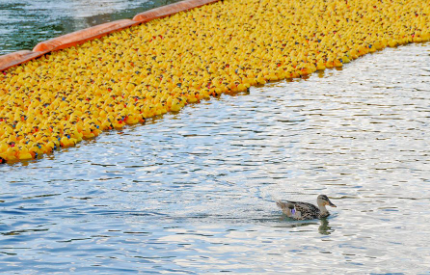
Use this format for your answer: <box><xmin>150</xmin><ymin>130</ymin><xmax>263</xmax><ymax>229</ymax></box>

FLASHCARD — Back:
<box><xmin>328</xmin><ymin>199</ymin><xmax>337</xmax><ymax>208</ymax></box>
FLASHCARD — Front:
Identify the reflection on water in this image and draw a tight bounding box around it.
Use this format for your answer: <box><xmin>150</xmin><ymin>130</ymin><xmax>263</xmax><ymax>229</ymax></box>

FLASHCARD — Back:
<box><xmin>319</xmin><ymin>219</ymin><xmax>333</xmax><ymax>235</ymax></box>
<box><xmin>0</xmin><ymin>0</ymin><xmax>181</xmax><ymax>55</ymax></box>
<box><xmin>0</xmin><ymin>39</ymin><xmax>430</xmax><ymax>273</ymax></box>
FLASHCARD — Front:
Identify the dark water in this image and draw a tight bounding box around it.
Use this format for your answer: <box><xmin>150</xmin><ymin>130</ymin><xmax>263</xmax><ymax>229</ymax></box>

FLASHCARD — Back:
<box><xmin>1</xmin><ymin>42</ymin><xmax>430</xmax><ymax>273</ymax></box>
<box><xmin>0</xmin><ymin>0</ymin><xmax>180</xmax><ymax>55</ymax></box>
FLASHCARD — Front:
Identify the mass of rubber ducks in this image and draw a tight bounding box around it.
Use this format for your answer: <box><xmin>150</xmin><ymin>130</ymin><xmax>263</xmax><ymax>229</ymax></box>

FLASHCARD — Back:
<box><xmin>0</xmin><ymin>0</ymin><xmax>429</xmax><ymax>162</ymax></box>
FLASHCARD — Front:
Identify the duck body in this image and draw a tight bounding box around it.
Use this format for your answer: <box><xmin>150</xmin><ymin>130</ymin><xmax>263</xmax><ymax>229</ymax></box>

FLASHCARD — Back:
<box><xmin>277</xmin><ymin>195</ymin><xmax>336</xmax><ymax>220</ymax></box>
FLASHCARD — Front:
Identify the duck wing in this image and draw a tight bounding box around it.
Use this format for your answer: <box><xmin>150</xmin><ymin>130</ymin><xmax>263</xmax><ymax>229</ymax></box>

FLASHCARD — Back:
<box><xmin>287</xmin><ymin>201</ymin><xmax>320</xmax><ymax>220</ymax></box>
<box><xmin>287</xmin><ymin>201</ymin><xmax>319</xmax><ymax>212</ymax></box>
<box><xmin>276</xmin><ymin>201</ymin><xmax>295</xmax><ymax>216</ymax></box>
<box><xmin>276</xmin><ymin>201</ymin><xmax>302</xmax><ymax>219</ymax></box>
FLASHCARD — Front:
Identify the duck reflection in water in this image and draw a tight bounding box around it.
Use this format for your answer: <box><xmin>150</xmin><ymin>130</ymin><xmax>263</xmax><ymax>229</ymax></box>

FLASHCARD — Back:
<box><xmin>318</xmin><ymin>218</ymin><xmax>333</xmax><ymax>235</ymax></box>
<box><xmin>276</xmin><ymin>216</ymin><xmax>334</xmax><ymax>235</ymax></box>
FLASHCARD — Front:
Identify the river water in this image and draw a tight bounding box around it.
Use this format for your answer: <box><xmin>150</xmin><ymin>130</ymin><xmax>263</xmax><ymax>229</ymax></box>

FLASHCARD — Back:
<box><xmin>1</xmin><ymin>1</ymin><xmax>430</xmax><ymax>274</ymax></box>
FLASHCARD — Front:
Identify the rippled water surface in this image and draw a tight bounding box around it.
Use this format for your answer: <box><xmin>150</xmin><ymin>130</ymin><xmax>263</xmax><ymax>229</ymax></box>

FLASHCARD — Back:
<box><xmin>2</xmin><ymin>1</ymin><xmax>430</xmax><ymax>269</ymax></box>
<box><xmin>1</xmin><ymin>42</ymin><xmax>429</xmax><ymax>273</ymax></box>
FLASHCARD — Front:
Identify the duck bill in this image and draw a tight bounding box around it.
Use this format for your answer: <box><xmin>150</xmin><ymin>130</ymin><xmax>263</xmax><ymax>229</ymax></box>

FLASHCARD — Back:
<box><xmin>328</xmin><ymin>200</ymin><xmax>337</xmax><ymax>208</ymax></box>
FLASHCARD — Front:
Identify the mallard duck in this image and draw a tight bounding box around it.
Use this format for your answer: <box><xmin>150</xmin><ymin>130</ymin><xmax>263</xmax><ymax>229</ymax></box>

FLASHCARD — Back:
<box><xmin>276</xmin><ymin>195</ymin><xmax>337</xmax><ymax>220</ymax></box>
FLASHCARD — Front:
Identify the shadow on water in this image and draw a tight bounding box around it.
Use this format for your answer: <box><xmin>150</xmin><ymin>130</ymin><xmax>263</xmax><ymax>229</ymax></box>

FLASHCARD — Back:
<box><xmin>0</xmin><ymin>0</ymin><xmax>183</xmax><ymax>55</ymax></box>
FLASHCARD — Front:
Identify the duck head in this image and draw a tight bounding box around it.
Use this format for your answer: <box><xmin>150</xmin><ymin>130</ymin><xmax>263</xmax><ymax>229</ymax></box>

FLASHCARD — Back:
<box><xmin>317</xmin><ymin>195</ymin><xmax>336</xmax><ymax>208</ymax></box>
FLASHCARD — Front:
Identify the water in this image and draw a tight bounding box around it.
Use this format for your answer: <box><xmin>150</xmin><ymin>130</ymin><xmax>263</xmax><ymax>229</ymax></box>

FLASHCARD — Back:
<box><xmin>0</xmin><ymin>42</ymin><xmax>429</xmax><ymax>273</ymax></box>
<box><xmin>0</xmin><ymin>0</ymin><xmax>180</xmax><ymax>55</ymax></box>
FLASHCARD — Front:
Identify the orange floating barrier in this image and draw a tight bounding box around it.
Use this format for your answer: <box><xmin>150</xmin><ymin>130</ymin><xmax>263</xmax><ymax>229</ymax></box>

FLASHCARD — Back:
<box><xmin>133</xmin><ymin>0</ymin><xmax>219</xmax><ymax>22</ymax></box>
<box><xmin>0</xmin><ymin>0</ymin><xmax>221</xmax><ymax>72</ymax></box>
<box><xmin>33</xmin><ymin>19</ymin><xmax>138</xmax><ymax>52</ymax></box>
<box><xmin>0</xmin><ymin>50</ymin><xmax>47</xmax><ymax>72</ymax></box>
